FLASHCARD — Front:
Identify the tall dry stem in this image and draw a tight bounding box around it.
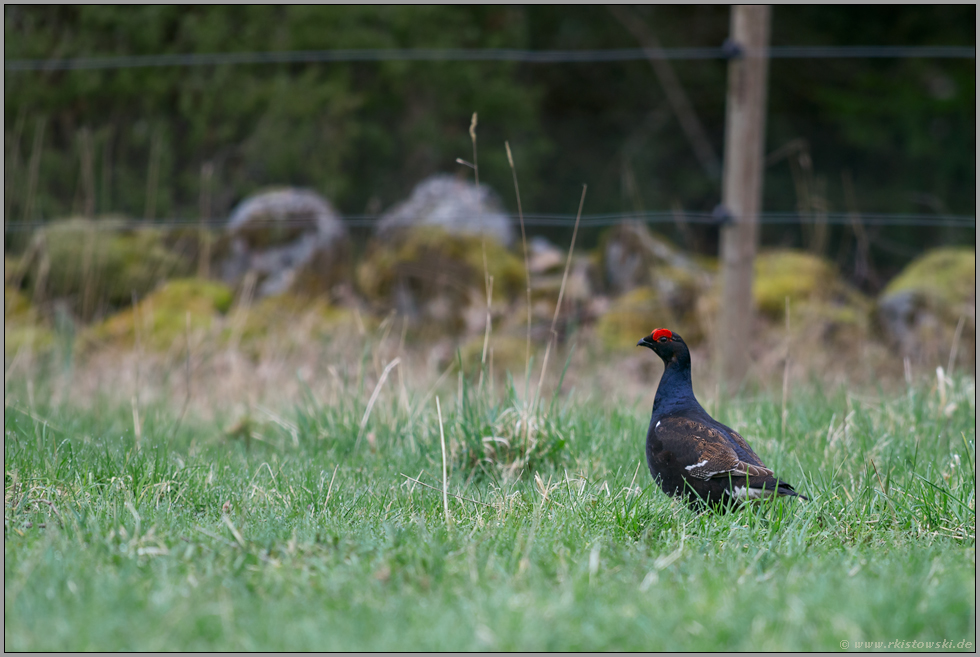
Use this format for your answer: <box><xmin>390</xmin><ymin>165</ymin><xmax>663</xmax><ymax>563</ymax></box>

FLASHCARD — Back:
<box><xmin>947</xmin><ymin>314</ymin><xmax>965</xmax><ymax>375</ymax></box>
<box><xmin>505</xmin><ymin>141</ymin><xmax>532</xmax><ymax>456</ymax></box>
<box><xmin>354</xmin><ymin>357</ymin><xmax>400</xmax><ymax>452</ymax></box>
<box><xmin>465</xmin><ymin>112</ymin><xmax>494</xmax><ymax>393</ymax></box>
<box><xmin>4</xmin><ymin>108</ymin><xmax>26</xmax><ymax>232</ymax></box>
<box><xmin>469</xmin><ymin>112</ymin><xmax>479</xmax><ymax>187</ymax></box>
<box><xmin>436</xmin><ymin>396</ymin><xmax>451</xmax><ymax>526</ymax></box>
<box><xmin>23</xmin><ymin>117</ymin><xmax>46</xmax><ymax>226</ymax></box>
<box><xmin>198</xmin><ymin>162</ymin><xmax>214</xmax><ymax>278</ymax></box>
<box><xmin>144</xmin><ymin>125</ymin><xmax>162</xmax><ymax>221</ymax></box>
<box><xmin>504</xmin><ymin>141</ymin><xmax>531</xmax><ymax>387</ymax></box>
<box><xmin>535</xmin><ymin>184</ymin><xmax>587</xmax><ymax>410</ymax></box>
<box><xmin>101</xmin><ymin>127</ymin><xmax>113</xmax><ymax>214</ymax></box>
<box><xmin>781</xmin><ymin>296</ymin><xmax>791</xmax><ymax>438</ymax></box>
<box><xmin>131</xmin><ymin>291</ymin><xmax>144</xmax><ymax>451</ymax></box>
<box><xmin>79</xmin><ymin>127</ymin><xmax>96</xmax><ymax>218</ymax></box>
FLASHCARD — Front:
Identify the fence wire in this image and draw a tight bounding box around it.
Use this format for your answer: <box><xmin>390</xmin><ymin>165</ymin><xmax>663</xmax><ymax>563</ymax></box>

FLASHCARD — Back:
<box><xmin>3</xmin><ymin>212</ymin><xmax>975</xmax><ymax>232</ymax></box>
<box><xmin>6</xmin><ymin>45</ymin><xmax>975</xmax><ymax>72</ymax></box>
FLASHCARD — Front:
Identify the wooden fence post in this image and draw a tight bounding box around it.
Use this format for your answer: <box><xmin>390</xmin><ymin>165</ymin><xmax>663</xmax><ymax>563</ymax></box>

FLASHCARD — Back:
<box><xmin>717</xmin><ymin>5</ymin><xmax>772</xmax><ymax>390</ymax></box>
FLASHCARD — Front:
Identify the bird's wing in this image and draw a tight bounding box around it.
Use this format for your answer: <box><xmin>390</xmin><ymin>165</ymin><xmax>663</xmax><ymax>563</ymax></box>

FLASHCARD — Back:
<box><xmin>727</xmin><ymin>429</ymin><xmax>768</xmax><ymax>468</ymax></box>
<box><xmin>654</xmin><ymin>417</ymin><xmax>774</xmax><ymax>481</ymax></box>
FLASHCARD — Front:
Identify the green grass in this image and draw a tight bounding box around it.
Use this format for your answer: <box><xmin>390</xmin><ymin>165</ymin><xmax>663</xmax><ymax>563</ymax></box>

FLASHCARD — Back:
<box><xmin>4</xmin><ymin>372</ymin><xmax>976</xmax><ymax>651</ymax></box>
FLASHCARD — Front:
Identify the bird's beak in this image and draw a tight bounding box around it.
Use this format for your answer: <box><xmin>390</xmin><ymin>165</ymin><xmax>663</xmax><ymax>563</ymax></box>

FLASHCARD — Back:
<box><xmin>637</xmin><ymin>336</ymin><xmax>655</xmax><ymax>349</ymax></box>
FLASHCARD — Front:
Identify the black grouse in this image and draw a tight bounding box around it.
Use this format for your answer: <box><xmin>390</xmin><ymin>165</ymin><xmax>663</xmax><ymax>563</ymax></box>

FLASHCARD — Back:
<box><xmin>637</xmin><ymin>328</ymin><xmax>807</xmax><ymax>509</ymax></box>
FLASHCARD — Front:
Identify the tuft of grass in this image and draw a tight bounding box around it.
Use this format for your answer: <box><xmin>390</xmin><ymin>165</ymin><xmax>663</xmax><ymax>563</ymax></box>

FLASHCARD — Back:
<box><xmin>4</xmin><ymin>371</ymin><xmax>976</xmax><ymax>651</ymax></box>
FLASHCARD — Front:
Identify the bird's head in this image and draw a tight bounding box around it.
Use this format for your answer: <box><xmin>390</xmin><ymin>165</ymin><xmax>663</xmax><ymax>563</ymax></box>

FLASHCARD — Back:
<box><xmin>637</xmin><ymin>328</ymin><xmax>688</xmax><ymax>363</ymax></box>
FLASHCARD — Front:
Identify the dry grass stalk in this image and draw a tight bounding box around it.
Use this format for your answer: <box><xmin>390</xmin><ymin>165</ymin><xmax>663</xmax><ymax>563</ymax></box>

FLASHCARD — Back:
<box><xmin>478</xmin><ymin>269</ymin><xmax>494</xmax><ymax>392</ymax></box>
<box><xmin>101</xmin><ymin>127</ymin><xmax>113</xmax><ymax>214</ymax></box>
<box><xmin>198</xmin><ymin>162</ymin><xmax>213</xmax><ymax>278</ymax></box>
<box><xmin>505</xmin><ymin>141</ymin><xmax>532</xmax><ymax>456</ymax></box>
<box><xmin>79</xmin><ymin>127</ymin><xmax>96</xmax><ymax>218</ymax></box>
<box><xmin>947</xmin><ymin>314</ymin><xmax>965</xmax><ymax>375</ymax></box>
<box><xmin>168</xmin><ymin>311</ymin><xmax>194</xmax><ymax>442</ymax></box>
<box><xmin>463</xmin><ymin>112</ymin><xmax>495</xmax><ymax>393</ymax></box>
<box><xmin>842</xmin><ymin>169</ymin><xmax>876</xmax><ymax>287</ymax></box>
<box><xmin>226</xmin><ymin>270</ymin><xmax>257</xmax><ymax>353</ymax></box>
<box><xmin>144</xmin><ymin>126</ymin><xmax>162</xmax><ymax>222</ymax></box>
<box><xmin>781</xmin><ymin>296</ymin><xmax>791</xmax><ymax>438</ymax></box>
<box><xmin>469</xmin><ymin>112</ymin><xmax>479</xmax><ymax>187</ymax></box>
<box><xmin>504</xmin><ymin>141</ymin><xmax>531</xmax><ymax>387</ymax></box>
<box><xmin>436</xmin><ymin>396</ymin><xmax>451</xmax><ymax>526</ymax></box>
<box><xmin>323</xmin><ymin>464</ymin><xmax>339</xmax><ymax>511</ymax></box>
<box><xmin>534</xmin><ymin>184</ymin><xmax>587</xmax><ymax>410</ymax></box>
<box><xmin>355</xmin><ymin>357</ymin><xmax>401</xmax><ymax>452</ymax></box>
<box><xmin>80</xmin><ymin>221</ymin><xmax>98</xmax><ymax>320</ymax></box>
<box><xmin>131</xmin><ymin>394</ymin><xmax>142</xmax><ymax>450</ymax></box>
<box><xmin>4</xmin><ymin>108</ymin><xmax>26</xmax><ymax>229</ymax></box>
<box><xmin>400</xmin><ymin>473</ymin><xmax>494</xmax><ymax>509</ymax></box>
<box><xmin>23</xmin><ymin>117</ymin><xmax>46</xmax><ymax>226</ymax></box>
<box><xmin>131</xmin><ymin>291</ymin><xmax>144</xmax><ymax>450</ymax></box>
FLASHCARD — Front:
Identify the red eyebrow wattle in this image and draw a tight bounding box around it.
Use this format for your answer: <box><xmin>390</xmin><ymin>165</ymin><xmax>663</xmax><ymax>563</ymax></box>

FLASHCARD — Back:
<box><xmin>651</xmin><ymin>328</ymin><xmax>673</xmax><ymax>341</ymax></box>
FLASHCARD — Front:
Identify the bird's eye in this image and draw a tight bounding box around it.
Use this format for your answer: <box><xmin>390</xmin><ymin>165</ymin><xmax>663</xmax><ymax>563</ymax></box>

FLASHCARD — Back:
<box><xmin>658</xmin><ymin>337</ymin><xmax>667</xmax><ymax>343</ymax></box>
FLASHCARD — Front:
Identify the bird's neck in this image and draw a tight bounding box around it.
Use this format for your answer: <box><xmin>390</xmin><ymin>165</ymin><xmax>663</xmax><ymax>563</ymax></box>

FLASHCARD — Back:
<box><xmin>652</xmin><ymin>353</ymin><xmax>701</xmax><ymax>416</ymax></box>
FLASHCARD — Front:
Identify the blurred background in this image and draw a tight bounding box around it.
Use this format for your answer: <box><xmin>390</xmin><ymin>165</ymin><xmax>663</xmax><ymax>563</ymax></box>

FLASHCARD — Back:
<box><xmin>3</xmin><ymin>5</ymin><xmax>976</xmax><ymax>407</ymax></box>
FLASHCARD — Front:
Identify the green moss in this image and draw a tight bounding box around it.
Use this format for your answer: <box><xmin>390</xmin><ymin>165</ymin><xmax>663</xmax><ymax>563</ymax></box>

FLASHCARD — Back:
<box><xmin>82</xmin><ymin>278</ymin><xmax>233</xmax><ymax>351</ymax></box>
<box><xmin>882</xmin><ymin>247</ymin><xmax>975</xmax><ymax>311</ymax></box>
<box><xmin>875</xmin><ymin>247</ymin><xmax>975</xmax><ymax>362</ymax></box>
<box><xmin>753</xmin><ymin>250</ymin><xmax>834</xmax><ymax>317</ymax></box>
<box><xmin>753</xmin><ymin>250</ymin><xmax>869</xmax><ymax>324</ymax></box>
<box><xmin>32</xmin><ymin>218</ymin><xmax>193</xmax><ymax>317</ymax></box>
<box><xmin>161</xmin><ymin>278</ymin><xmax>235</xmax><ymax>314</ymax></box>
<box><xmin>357</xmin><ymin>227</ymin><xmax>524</xmax><ymax>335</ymax></box>
<box><xmin>595</xmin><ymin>287</ymin><xmax>676</xmax><ymax>350</ymax></box>
<box><xmin>358</xmin><ymin>227</ymin><xmax>524</xmax><ymax>301</ymax></box>
<box><xmin>230</xmin><ymin>293</ymin><xmax>356</xmax><ymax>348</ymax></box>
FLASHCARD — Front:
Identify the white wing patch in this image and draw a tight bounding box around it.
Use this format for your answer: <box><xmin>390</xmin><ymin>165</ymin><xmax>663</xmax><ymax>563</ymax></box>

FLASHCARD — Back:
<box><xmin>656</xmin><ymin>420</ymin><xmax>661</xmax><ymax>429</ymax></box>
<box><xmin>725</xmin><ymin>485</ymin><xmax>777</xmax><ymax>501</ymax></box>
<box><xmin>684</xmin><ymin>462</ymin><xmax>731</xmax><ymax>481</ymax></box>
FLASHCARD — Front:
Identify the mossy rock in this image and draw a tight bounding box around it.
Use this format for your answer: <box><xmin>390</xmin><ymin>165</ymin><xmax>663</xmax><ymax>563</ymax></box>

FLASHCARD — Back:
<box><xmin>881</xmin><ymin>247</ymin><xmax>975</xmax><ymax>314</ymax></box>
<box><xmin>82</xmin><ymin>278</ymin><xmax>233</xmax><ymax>351</ymax></box>
<box><xmin>595</xmin><ymin>286</ymin><xmax>684</xmax><ymax>350</ymax></box>
<box><xmin>598</xmin><ymin>222</ymin><xmax>710</xmax><ymax>295</ymax></box>
<box><xmin>228</xmin><ymin>292</ymin><xmax>357</xmax><ymax>349</ymax></box>
<box><xmin>528</xmin><ymin>254</ymin><xmax>601</xmax><ymax>326</ymax></box>
<box><xmin>753</xmin><ymin>250</ymin><xmax>870</xmax><ymax>322</ymax></box>
<box><xmin>596</xmin><ymin>223</ymin><xmax>713</xmax><ymax>342</ymax></box>
<box><xmin>220</xmin><ymin>188</ymin><xmax>351</xmax><ymax>298</ymax></box>
<box><xmin>29</xmin><ymin>218</ymin><xmax>194</xmax><ymax>319</ymax></box>
<box><xmin>357</xmin><ymin>227</ymin><xmax>524</xmax><ymax>334</ymax></box>
<box><xmin>877</xmin><ymin>247</ymin><xmax>975</xmax><ymax>361</ymax></box>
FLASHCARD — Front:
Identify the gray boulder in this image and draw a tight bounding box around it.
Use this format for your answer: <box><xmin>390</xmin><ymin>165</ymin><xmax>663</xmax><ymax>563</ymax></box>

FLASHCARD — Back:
<box><xmin>376</xmin><ymin>174</ymin><xmax>514</xmax><ymax>246</ymax></box>
<box><xmin>221</xmin><ymin>188</ymin><xmax>348</xmax><ymax>297</ymax></box>
<box><xmin>876</xmin><ymin>247</ymin><xmax>975</xmax><ymax>364</ymax></box>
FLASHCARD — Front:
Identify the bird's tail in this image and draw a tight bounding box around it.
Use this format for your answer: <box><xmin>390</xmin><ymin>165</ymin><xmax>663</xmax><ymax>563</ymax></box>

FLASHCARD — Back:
<box><xmin>776</xmin><ymin>480</ymin><xmax>808</xmax><ymax>501</ymax></box>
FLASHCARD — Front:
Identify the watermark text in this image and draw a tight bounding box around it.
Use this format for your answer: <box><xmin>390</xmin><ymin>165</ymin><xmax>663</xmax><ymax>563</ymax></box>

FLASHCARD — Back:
<box><xmin>841</xmin><ymin>639</ymin><xmax>973</xmax><ymax>650</ymax></box>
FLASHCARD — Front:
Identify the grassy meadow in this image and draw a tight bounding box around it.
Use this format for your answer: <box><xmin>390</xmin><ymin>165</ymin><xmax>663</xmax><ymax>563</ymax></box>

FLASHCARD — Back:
<box><xmin>3</xmin><ymin>349</ymin><xmax>976</xmax><ymax>650</ymax></box>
